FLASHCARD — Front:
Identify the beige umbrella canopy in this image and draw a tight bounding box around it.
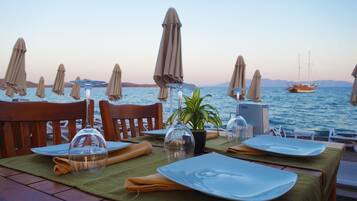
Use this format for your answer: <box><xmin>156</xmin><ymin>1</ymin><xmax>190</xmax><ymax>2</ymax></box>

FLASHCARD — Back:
<box><xmin>154</xmin><ymin>7</ymin><xmax>183</xmax><ymax>101</ymax></box>
<box><xmin>351</xmin><ymin>64</ymin><xmax>357</xmax><ymax>106</ymax></box>
<box><xmin>227</xmin><ymin>55</ymin><xmax>246</xmax><ymax>100</ymax></box>
<box><xmin>158</xmin><ymin>87</ymin><xmax>169</xmax><ymax>101</ymax></box>
<box><xmin>52</xmin><ymin>64</ymin><xmax>65</xmax><ymax>95</ymax></box>
<box><xmin>36</xmin><ymin>76</ymin><xmax>45</xmax><ymax>98</ymax></box>
<box><xmin>4</xmin><ymin>38</ymin><xmax>27</xmax><ymax>97</ymax></box>
<box><xmin>106</xmin><ymin>64</ymin><xmax>122</xmax><ymax>101</ymax></box>
<box><xmin>70</xmin><ymin>76</ymin><xmax>81</xmax><ymax>100</ymax></box>
<box><xmin>247</xmin><ymin>70</ymin><xmax>262</xmax><ymax>102</ymax></box>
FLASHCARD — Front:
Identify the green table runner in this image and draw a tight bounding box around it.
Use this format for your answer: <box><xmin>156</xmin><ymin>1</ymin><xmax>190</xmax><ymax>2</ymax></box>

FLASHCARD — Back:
<box><xmin>205</xmin><ymin>136</ymin><xmax>342</xmax><ymax>200</ymax></box>
<box><xmin>123</xmin><ymin>135</ymin><xmax>164</xmax><ymax>147</ymax></box>
<box><xmin>0</xmin><ymin>150</ymin><xmax>321</xmax><ymax>201</ymax></box>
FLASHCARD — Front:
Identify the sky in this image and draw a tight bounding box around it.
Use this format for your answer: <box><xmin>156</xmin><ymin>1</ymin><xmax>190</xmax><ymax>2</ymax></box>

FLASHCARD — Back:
<box><xmin>0</xmin><ymin>0</ymin><xmax>356</xmax><ymax>86</ymax></box>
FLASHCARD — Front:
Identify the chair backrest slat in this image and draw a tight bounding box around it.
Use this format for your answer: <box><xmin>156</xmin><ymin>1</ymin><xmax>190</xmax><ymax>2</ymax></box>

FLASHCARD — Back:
<box><xmin>137</xmin><ymin>118</ymin><xmax>144</xmax><ymax>136</ymax></box>
<box><xmin>2</xmin><ymin>122</ymin><xmax>15</xmax><ymax>157</ymax></box>
<box><xmin>52</xmin><ymin>121</ymin><xmax>62</xmax><ymax>145</ymax></box>
<box><xmin>99</xmin><ymin>101</ymin><xmax>163</xmax><ymax>141</ymax></box>
<box><xmin>31</xmin><ymin>121</ymin><xmax>47</xmax><ymax>147</ymax></box>
<box><xmin>112</xmin><ymin>119</ymin><xmax>121</xmax><ymax>141</ymax></box>
<box><xmin>129</xmin><ymin>119</ymin><xmax>136</xmax><ymax>137</ymax></box>
<box><xmin>0</xmin><ymin>100</ymin><xmax>94</xmax><ymax>158</ymax></box>
<box><xmin>67</xmin><ymin>120</ymin><xmax>77</xmax><ymax>141</ymax></box>
<box><xmin>19</xmin><ymin>122</ymin><xmax>31</xmax><ymax>154</ymax></box>
<box><xmin>120</xmin><ymin>119</ymin><xmax>128</xmax><ymax>139</ymax></box>
<box><xmin>147</xmin><ymin>118</ymin><xmax>153</xmax><ymax>130</ymax></box>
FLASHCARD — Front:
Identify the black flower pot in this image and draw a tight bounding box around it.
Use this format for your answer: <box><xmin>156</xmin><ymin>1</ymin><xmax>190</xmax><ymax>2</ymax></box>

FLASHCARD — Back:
<box><xmin>192</xmin><ymin>130</ymin><xmax>207</xmax><ymax>155</ymax></box>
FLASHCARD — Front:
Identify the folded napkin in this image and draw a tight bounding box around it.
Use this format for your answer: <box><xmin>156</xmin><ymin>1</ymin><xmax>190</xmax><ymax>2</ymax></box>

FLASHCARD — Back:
<box><xmin>206</xmin><ymin>131</ymin><xmax>219</xmax><ymax>140</ymax></box>
<box><xmin>53</xmin><ymin>141</ymin><xmax>152</xmax><ymax>176</ymax></box>
<box><xmin>227</xmin><ymin>144</ymin><xmax>264</xmax><ymax>155</ymax></box>
<box><xmin>125</xmin><ymin>173</ymin><xmax>189</xmax><ymax>192</ymax></box>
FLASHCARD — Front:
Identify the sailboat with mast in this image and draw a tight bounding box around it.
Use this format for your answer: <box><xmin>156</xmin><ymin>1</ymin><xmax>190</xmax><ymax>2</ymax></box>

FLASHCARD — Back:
<box><xmin>288</xmin><ymin>51</ymin><xmax>318</xmax><ymax>93</ymax></box>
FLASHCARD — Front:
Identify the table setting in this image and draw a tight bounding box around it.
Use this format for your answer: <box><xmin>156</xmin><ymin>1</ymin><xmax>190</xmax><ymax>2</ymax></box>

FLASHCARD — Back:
<box><xmin>0</xmin><ymin>88</ymin><xmax>343</xmax><ymax>201</ymax></box>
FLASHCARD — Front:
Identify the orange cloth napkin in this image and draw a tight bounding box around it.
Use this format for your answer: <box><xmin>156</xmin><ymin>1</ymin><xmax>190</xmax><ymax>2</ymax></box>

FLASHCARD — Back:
<box><xmin>206</xmin><ymin>131</ymin><xmax>219</xmax><ymax>140</ymax></box>
<box><xmin>125</xmin><ymin>173</ymin><xmax>189</xmax><ymax>192</ymax></box>
<box><xmin>53</xmin><ymin>141</ymin><xmax>152</xmax><ymax>176</ymax></box>
<box><xmin>227</xmin><ymin>144</ymin><xmax>264</xmax><ymax>155</ymax></box>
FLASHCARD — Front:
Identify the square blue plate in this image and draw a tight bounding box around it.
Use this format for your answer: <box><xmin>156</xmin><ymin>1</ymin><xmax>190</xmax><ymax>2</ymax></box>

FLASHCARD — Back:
<box><xmin>31</xmin><ymin>141</ymin><xmax>131</xmax><ymax>157</ymax></box>
<box><xmin>243</xmin><ymin>135</ymin><xmax>326</xmax><ymax>157</ymax></box>
<box><xmin>142</xmin><ymin>129</ymin><xmax>168</xmax><ymax>137</ymax></box>
<box><xmin>158</xmin><ymin>153</ymin><xmax>297</xmax><ymax>201</ymax></box>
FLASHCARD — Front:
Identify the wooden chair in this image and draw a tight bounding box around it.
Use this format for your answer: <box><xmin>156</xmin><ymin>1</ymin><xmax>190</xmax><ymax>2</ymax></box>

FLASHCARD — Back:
<box><xmin>0</xmin><ymin>100</ymin><xmax>94</xmax><ymax>158</ymax></box>
<box><xmin>99</xmin><ymin>100</ymin><xmax>163</xmax><ymax>141</ymax></box>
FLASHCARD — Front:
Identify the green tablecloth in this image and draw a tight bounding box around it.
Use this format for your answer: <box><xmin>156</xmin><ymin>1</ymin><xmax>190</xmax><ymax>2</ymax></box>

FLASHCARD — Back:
<box><xmin>206</xmin><ymin>136</ymin><xmax>342</xmax><ymax>201</ymax></box>
<box><xmin>0</xmin><ymin>150</ymin><xmax>322</xmax><ymax>201</ymax></box>
<box><xmin>124</xmin><ymin>135</ymin><xmax>341</xmax><ymax>200</ymax></box>
<box><xmin>123</xmin><ymin>135</ymin><xmax>164</xmax><ymax>147</ymax></box>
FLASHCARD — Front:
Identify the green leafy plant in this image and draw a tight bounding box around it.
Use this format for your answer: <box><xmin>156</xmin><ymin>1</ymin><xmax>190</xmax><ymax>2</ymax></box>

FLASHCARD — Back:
<box><xmin>166</xmin><ymin>89</ymin><xmax>222</xmax><ymax>131</ymax></box>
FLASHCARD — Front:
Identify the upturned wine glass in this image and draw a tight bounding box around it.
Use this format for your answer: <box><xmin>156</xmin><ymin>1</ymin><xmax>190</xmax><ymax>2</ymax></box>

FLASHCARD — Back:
<box><xmin>164</xmin><ymin>86</ymin><xmax>195</xmax><ymax>162</ymax></box>
<box><xmin>226</xmin><ymin>89</ymin><xmax>248</xmax><ymax>142</ymax></box>
<box><xmin>68</xmin><ymin>83</ymin><xmax>108</xmax><ymax>175</ymax></box>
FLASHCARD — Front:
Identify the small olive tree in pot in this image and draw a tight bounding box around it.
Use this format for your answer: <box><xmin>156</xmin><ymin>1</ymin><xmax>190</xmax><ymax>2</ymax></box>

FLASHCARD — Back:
<box><xmin>167</xmin><ymin>89</ymin><xmax>222</xmax><ymax>154</ymax></box>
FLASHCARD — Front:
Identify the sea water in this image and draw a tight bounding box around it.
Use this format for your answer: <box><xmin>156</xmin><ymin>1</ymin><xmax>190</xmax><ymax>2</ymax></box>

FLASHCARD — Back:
<box><xmin>1</xmin><ymin>87</ymin><xmax>356</xmax><ymax>131</ymax></box>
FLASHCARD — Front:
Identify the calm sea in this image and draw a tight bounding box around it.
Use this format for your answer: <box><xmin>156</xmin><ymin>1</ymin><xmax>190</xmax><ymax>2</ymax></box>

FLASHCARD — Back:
<box><xmin>1</xmin><ymin>87</ymin><xmax>356</xmax><ymax>131</ymax></box>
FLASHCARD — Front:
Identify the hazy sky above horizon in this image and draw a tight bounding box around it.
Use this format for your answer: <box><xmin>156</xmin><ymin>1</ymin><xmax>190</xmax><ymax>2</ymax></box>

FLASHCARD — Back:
<box><xmin>0</xmin><ymin>0</ymin><xmax>356</xmax><ymax>86</ymax></box>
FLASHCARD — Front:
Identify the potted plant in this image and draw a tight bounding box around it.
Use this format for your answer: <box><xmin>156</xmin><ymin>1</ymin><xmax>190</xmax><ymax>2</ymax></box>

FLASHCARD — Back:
<box><xmin>167</xmin><ymin>89</ymin><xmax>222</xmax><ymax>154</ymax></box>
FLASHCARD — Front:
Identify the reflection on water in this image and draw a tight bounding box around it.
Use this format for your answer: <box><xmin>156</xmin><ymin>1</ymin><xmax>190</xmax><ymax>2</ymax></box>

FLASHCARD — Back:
<box><xmin>1</xmin><ymin>87</ymin><xmax>356</xmax><ymax>131</ymax></box>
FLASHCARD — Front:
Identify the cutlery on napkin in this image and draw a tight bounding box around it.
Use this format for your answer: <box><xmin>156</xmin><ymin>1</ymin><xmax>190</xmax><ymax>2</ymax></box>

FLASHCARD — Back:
<box><xmin>125</xmin><ymin>173</ymin><xmax>189</xmax><ymax>192</ymax></box>
<box><xmin>53</xmin><ymin>141</ymin><xmax>152</xmax><ymax>176</ymax></box>
<box><xmin>227</xmin><ymin>144</ymin><xmax>264</xmax><ymax>155</ymax></box>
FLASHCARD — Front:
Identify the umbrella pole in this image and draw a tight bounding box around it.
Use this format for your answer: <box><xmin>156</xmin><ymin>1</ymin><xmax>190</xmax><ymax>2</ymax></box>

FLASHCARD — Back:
<box><xmin>169</xmin><ymin>87</ymin><xmax>173</xmax><ymax>115</ymax></box>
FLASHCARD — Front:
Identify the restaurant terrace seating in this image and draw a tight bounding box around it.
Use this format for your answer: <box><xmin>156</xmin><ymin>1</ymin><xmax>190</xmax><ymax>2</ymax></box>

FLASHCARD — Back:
<box><xmin>0</xmin><ymin>100</ymin><xmax>94</xmax><ymax>158</ymax></box>
<box><xmin>99</xmin><ymin>100</ymin><xmax>163</xmax><ymax>141</ymax></box>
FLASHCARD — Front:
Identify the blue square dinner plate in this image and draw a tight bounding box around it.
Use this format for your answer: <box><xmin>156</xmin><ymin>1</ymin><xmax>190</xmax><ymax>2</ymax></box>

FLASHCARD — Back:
<box><xmin>158</xmin><ymin>153</ymin><xmax>297</xmax><ymax>201</ymax></box>
<box><xmin>142</xmin><ymin>128</ymin><xmax>168</xmax><ymax>137</ymax></box>
<box><xmin>243</xmin><ymin>135</ymin><xmax>326</xmax><ymax>157</ymax></box>
<box><xmin>31</xmin><ymin>141</ymin><xmax>131</xmax><ymax>157</ymax></box>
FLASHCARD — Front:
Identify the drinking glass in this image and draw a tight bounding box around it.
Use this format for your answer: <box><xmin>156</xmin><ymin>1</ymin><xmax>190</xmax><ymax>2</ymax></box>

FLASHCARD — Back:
<box><xmin>164</xmin><ymin>87</ymin><xmax>195</xmax><ymax>162</ymax></box>
<box><xmin>226</xmin><ymin>90</ymin><xmax>248</xmax><ymax>142</ymax></box>
<box><xmin>68</xmin><ymin>83</ymin><xmax>108</xmax><ymax>175</ymax></box>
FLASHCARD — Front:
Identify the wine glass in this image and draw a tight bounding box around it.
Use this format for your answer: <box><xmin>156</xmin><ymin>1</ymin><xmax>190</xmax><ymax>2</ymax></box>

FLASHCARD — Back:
<box><xmin>164</xmin><ymin>85</ymin><xmax>195</xmax><ymax>162</ymax></box>
<box><xmin>226</xmin><ymin>89</ymin><xmax>248</xmax><ymax>142</ymax></box>
<box><xmin>68</xmin><ymin>82</ymin><xmax>108</xmax><ymax>175</ymax></box>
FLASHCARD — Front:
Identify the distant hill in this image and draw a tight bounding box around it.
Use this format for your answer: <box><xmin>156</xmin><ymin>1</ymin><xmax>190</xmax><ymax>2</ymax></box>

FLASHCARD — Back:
<box><xmin>0</xmin><ymin>79</ymin><xmax>157</xmax><ymax>89</ymax></box>
<box><xmin>211</xmin><ymin>79</ymin><xmax>353</xmax><ymax>88</ymax></box>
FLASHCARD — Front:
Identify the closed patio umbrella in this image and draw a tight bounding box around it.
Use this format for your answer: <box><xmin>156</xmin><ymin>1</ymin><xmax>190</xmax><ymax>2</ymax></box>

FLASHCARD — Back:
<box><xmin>70</xmin><ymin>76</ymin><xmax>81</xmax><ymax>100</ymax></box>
<box><xmin>153</xmin><ymin>8</ymin><xmax>183</xmax><ymax>111</ymax></box>
<box><xmin>4</xmin><ymin>38</ymin><xmax>27</xmax><ymax>97</ymax></box>
<box><xmin>351</xmin><ymin>64</ymin><xmax>357</xmax><ymax>106</ymax></box>
<box><xmin>154</xmin><ymin>7</ymin><xmax>183</xmax><ymax>87</ymax></box>
<box><xmin>227</xmin><ymin>55</ymin><xmax>246</xmax><ymax>100</ymax></box>
<box><xmin>36</xmin><ymin>76</ymin><xmax>45</xmax><ymax>98</ymax></box>
<box><xmin>247</xmin><ymin>70</ymin><xmax>261</xmax><ymax>102</ymax></box>
<box><xmin>158</xmin><ymin>87</ymin><xmax>169</xmax><ymax>101</ymax></box>
<box><xmin>106</xmin><ymin>64</ymin><xmax>122</xmax><ymax>101</ymax></box>
<box><xmin>52</xmin><ymin>64</ymin><xmax>65</xmax><ymax>95</ymax></box>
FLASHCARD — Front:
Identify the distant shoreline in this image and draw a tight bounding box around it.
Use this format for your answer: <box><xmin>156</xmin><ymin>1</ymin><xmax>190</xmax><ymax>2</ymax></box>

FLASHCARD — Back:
<box><xmin>0</xmin><ymin>78</ymin><xmax>157</xmax><ymax>89</ymax></box>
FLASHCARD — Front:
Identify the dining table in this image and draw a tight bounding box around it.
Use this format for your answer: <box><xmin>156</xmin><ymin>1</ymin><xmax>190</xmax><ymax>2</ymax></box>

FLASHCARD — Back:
<box><xmin>0</xmin><ymin>131</ymin><xmax>344</xmax><ymax>201</ymax></box>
